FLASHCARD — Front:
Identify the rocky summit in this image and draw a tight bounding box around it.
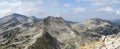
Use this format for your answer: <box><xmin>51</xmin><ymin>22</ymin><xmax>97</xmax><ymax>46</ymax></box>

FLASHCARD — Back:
<box><xmin>0</xmin><ymin>13</ymin><xmax>120</xmax><ymax>49</ymax></box>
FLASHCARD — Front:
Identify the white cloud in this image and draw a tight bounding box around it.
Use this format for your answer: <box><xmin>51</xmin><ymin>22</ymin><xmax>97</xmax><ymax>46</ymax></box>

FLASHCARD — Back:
<box><xmin>98</xmin><ymin>7</ymin><xmax>113</xmax><ymax>12</ymax></box>
<box><xmin>98</xmin><ymin>7</ymin><xmax>120</xmax><ymax>15</ymax></box>
<box><xmin>0</xmin><ymin>0</ymin><xmax>44</xmax><ymax>17</ymax></box>
<box><xmin>51</xmin><ymin>0</ymin><xmax>60</xmax><ymax>6</ymax></box>
<box><xmin>78</xmin><ymin>0</ymin><xmax>120</xmax><ymax>7</ymax></box>
<box><xmin>0</xmin><ymin>9</ymin><xmax>11</xmax><ymax>14</ymax></box>
<box><xmin>36</xmin><ymin>0</ymin><xmax>44</xmax><ymax>3</ymax></box>
<box><xmin>14</xmin><ymin>6</ymin><xmax>43</xmax><ymax>16</ymax></box>
<box><xmin>116</xmin><ymin>9</ymin><xmax>120</xmax><ymax>15</ymax></box>
<box><xmin>64</xmin><ymin>3</ymin><xmax>70</xmax><ymax>7</ymax></box>
<box><xmin>52</xmin><ymin>2</ymin><xmax>59</xmax><ymax>6</ymax></box>
<box><xmin>73</xmin><ymin>7</ymin><xmax>86</xmax><ymax>14</ymax></box>
<box><xmin>0</xmin><ymin>9</ymin><xmax>12</xmax><ymax>17</ymax></box>
<box><xmin>92</xmin><ymin>2</ymin><xmax>104</xmax><ymax>6</ymax></box>
<box><xmin>76</xmin><ymin>0</ymin><xmax>80</xmax><ymax>2</ymax></box>
<box><xmin>111</xmin><ymin>0</ymin><xmax>120</xmax><ymax>4</ymax></box>
<box><xmin>0</xmin><ymin>1</ymin><xmax>22</xmax><ymax>7</ymax></box>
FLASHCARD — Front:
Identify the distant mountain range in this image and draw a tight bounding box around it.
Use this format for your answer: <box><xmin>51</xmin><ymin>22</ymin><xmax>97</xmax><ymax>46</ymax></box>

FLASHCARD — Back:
<box><xmin>0</xmin><ymin>13</ymin><xmax>120</xmax><ymax>49</ymax></box>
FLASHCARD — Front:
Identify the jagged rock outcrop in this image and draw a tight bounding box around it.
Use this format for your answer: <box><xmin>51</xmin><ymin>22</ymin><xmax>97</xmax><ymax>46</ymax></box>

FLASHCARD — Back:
<box><xmin>28</xmin><ymin>31</ymin><xmax>60</xmax><ymax>49</ymax></box>
<box><xmin>79</xmin><ymin>34</ymin><xmax>120</xmax><ymax>49</ymax></box>
<box><xmin>36</xmin><ymin>16</ymin><xmax>81</xmax><ymax>49</ymax></box>
<box><xmin>40</xmin><ymin>16</ymin><xmax>73</xmax><ymax>37</ymax></box>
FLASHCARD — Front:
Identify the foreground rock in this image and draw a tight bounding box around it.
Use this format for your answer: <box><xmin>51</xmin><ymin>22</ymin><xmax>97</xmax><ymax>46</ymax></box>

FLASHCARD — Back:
<box><xmin>79</xmin><ymin>34</ymin><xmax>120</xmax><ymax>49</ymax></box>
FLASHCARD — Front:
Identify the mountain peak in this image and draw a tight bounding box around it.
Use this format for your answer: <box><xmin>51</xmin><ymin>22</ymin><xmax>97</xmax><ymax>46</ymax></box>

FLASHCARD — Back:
<box><xmin>45</xmin><ymin>16</ymin><xmax>64</xmax><ymax>22</ymax></box>
<box><xmin>36</xmin><ymin>16</ymin><xmax>71</xmax><ymax>29</ymax></box>
<box><xmin>30</xmin><ymin>16</ymin><xmax>36</xmax><ymax>18</ymax></box>
<box><xmin>12</xmin><ymin>13</ymin><xmax>21</xmax><ymax>15</ymax></box>
<box><xmin>46</xmin><ymin>16</ymin><xmax>63</xmax><ymax>19</ymax></box>
<box><xmin>9</xmin><ymin>13</ymin><xmax>22</xmax><ymax>16</ymax></box>
<box><xmin>43</xmin><ymin>16</ymin><xmax>65</xmax><ymax>25</ymax></box>
<box><xmin>9</xmin><ymin>13</ymin><xmax>27</xmax><ymax>18</ymax></box>
<box><xmin>0</xmin><ymin>13</ymin><xmax>39</xmax><ymax>25</ymax></box>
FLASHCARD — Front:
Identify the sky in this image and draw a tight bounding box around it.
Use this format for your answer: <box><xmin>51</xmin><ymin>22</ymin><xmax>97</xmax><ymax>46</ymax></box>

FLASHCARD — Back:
<box><xmin>0</xmin><ymin>0</ymin><xmax>120</xmax><ymax>22</ymax></box>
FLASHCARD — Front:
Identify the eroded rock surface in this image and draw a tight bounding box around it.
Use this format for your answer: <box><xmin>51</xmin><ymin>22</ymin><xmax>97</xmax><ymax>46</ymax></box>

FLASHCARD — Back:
<box><xmin>79</xmin><ymin>34</ymin><xmax>120</xmax><ymax>49</ymax></box>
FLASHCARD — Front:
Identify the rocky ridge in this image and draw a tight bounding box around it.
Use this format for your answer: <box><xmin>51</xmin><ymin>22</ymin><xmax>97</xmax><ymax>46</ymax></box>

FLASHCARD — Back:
<box><xmin>0</xmin><ymin>13</ymin><xmax>120</xmax><ymax>49</ymax></box>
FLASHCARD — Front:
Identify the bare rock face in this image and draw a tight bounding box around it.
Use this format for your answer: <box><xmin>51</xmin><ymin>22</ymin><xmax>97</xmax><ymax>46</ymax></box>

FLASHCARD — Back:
<box><xmin>104</xmin><ymin>35</ymin><xmax>120</xmax><ymax>49</ymax></box>
<box><xmin>27</xmin><ymin>31</ymin><xmax>60</xmax><ymax>49</ymax></box>
<box><xmin>43</xmin><ymin>16</ymin><xmax>66</xmax><ymax>25</ymax></box>
<box><xmin>79</xmin><ymin>34</ymin><xmax>120</xmax><ymax>49</ymax></box>
<box><xmin>0</xmin><ymin>25</ymin><xmax>60</xmax><ymax>49</ymax></box>
<box><xmin>72</xmin><ymin>18</ymin><xmax>119</xmax><ymax>36</ymax></box>
<box><xmin>36</xmin><ymin>16</ymin><xmax>81</xmax><ymax>49</ymax></box>
<box><xmin>41</xmin><ymin>16</ymin><xmax>74</xmax><ymax>37</ymax></box>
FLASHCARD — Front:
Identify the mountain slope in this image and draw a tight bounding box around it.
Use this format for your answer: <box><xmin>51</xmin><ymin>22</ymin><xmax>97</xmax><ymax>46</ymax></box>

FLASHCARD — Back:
<box><xmin>0</xmin><ymin>13</ymin><xmax>40</xmax><ymax>33</ymax></box>
<box><xmin>0</xmin><ymin>14</ymin><xmax>120</xmax><ymax>49</ymax></box>
<box><xmin>0</xmin><ymin>13</ymin><xmax>27</xmax><ymax>24</ymax></box>
<box><xmin>0</xmin><ymin>23</ymin><xmax>60</xmax><ymax>49</ymax></box>
<box><xmin>0</xmin><ymin>13</ymin><xmax>39</xmax><ymax>24</ymax></box>
<box><xmin>71</xmin><ymin>18</ymin><xmax>119</xmax><ymax>35</ymax></box>
<box><xmin>27</xmin><ymin>31</ymin><xmax>60</xmax><ymax>49</ymax></box>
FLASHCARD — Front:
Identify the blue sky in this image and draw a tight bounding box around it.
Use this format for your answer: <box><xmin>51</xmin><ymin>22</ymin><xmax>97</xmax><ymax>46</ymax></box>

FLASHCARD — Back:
<box><xmin>0</xmin><ymin>0</ymin><xmax>120</xmax><ymax>22</ymax></box>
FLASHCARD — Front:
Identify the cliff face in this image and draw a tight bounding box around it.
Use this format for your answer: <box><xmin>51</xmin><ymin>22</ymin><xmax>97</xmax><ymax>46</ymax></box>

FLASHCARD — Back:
<box><xmin>27</xmin><ymin>31</ymin><xmax>60</xmax><ymax>49</ymax></box>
